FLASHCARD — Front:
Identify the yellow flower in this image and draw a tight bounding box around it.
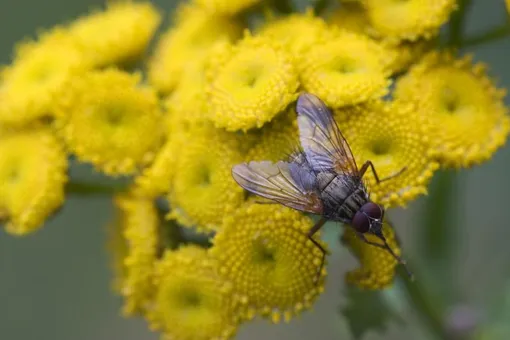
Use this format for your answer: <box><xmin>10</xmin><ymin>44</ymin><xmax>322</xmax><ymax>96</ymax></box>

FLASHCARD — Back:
<box><xmin>147</xmin><ymin>245</ymin><xmax>240</xmax><ymax>340</ymax></box>
<box><xmin>0</xmin><ymin>127</ymin><xmax>67</xmax><ymax>235</ymax></box>
<box><xmin>55</xmin><ymin>68</ymin><xmax>164</xmax><ymax>175</ymax></box>
<box><xmin>0</xmin><ymin>28</ymin><xmax>89</xmax><ymax>126</ymax></box>
<box><xmin>298</xmin><ymin>29</ymin><xmax>392</xmax><ymax>108</ymax></box>
<box><xmin>148</xmin><ymin>4</ymin><xmax>242</xmax><ymax>94</ymax></box>
<box><xmin>113</xmin><ymin>194</ymin><xmax>160</xmax><ymax>316</ymax></box>
<box><xmin>341</xmin><ymin>221</ymin><xmax>400</xmax><ymax>289</ymax></box>
<box><xmin>205</xmin><ymin>33</ymin><xmax>299</xmax><ymax>131</ymax></box>
<box><xmin>193</xmin><ymin>0</ymin><xmax>261</xmax><ymax>15</ymax></box>
<box><xmin>328</xmin><ymin>3</ymin><xmax>434</xmax><ymax>74</ymax></box>
<box><xmin>244</xmin><ymin>107</ymin><xmax>299</xmax><ymax>163</ymax></box>
<box><xmin>394</xmin><ymin>52</ymin><xmax>510</xmax><ymax>168</ymax></box>
<box><xmin>363</xmin><ymin>0</ymin><xmax>457</xmax><ymax>42</ymax></box>
<box><xmin>210</xmin><ymin>201</ymin><xmax>327</xmax><ymax>322</ymax></box>
<box><xmin>68</xmin><ymin>1</ymin><xmax>161</xmax><ymax>67</ymax></box>
<box><xmin>168</xmin><ymin>124</ymin><xmax>245</xmax><ymax>232</ymax></box>
<box><xmin>258</xmin><ymin>10</ymin><xmax>331</xmax><ymax>56</ymax></box>
<box><xmin>507</xmin><ymin>0</ymin><xmax>510</xmax><ymax>13</ymax></box>
<box><xmin>335</xmin><ymin>100</ymin><xmax>439</xmax><ymax>208</ymax></box>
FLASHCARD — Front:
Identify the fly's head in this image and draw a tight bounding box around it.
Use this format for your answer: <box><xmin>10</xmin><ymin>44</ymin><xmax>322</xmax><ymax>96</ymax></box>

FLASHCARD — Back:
<box><xmin>351</xmin><ymin>201</ymin><xmax>385</xmax><ymax>239</ymax></box>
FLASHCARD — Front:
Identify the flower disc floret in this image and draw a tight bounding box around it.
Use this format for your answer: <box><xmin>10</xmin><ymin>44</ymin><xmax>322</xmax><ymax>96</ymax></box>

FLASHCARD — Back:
<box><xmin>0</xmin><ymin>29</ymin><xmax>90</xmax><ymax>126</ymax></box>
<box><xmin>341</xmin><ymin>222</ymin><xmax>400</xmax><ymax>289</ymax></box>
<box><xmin>55</xmin><ymin>68</ymin><xmax>164</xmax><ymax>175</ymax></box>
<box><xmin>335</xmin><ymin>100</ymin><xmax>439</xmax><ymax>208</ymax></box>
<box><xmin>68</xmin><ymin>1</ymin><xmax>161</xmax><ymax>67</ymax></box>
<box><xmin>113</xmin><ymin>194</ymin><xmax>160</xmax><ymax>315</ymax></box>
<box><xmin>363</xmin><ymin>0</ymin><xmax>457</xmax><ymax>42</ymax></box>
<box><xmin>148</xmin><ymin>4</ymin><xmax>242</xmax><ymax>94</ymax></box>
<box><xmin>210</xmin><ymin>202</ymin><xmax>327</xmax><ymax>322</ymax></box>
<box><xmin>205</xmin><ymin>33</ymin><xmax>299</xmax><ymax>131</ymax></box>
<box><xmin>168</xmin><ymin>124</ymin><xmax>245</xmax><ymax>232</ymax></box>
<box><xmin>298</xmin><ymin>30</ymin><xmax>392</xmax><ymax>108</ymax></box>
<box><xmin>0</xmin><ymin>128</ymin><xmax>67</xmax><ymax>235</ymax></box>
<box><xmin>147</xmin><ymin>246</ymin><xmax>240</xmax><ymax>340</ymax></box>
<box><xmin>394</xmin><ymin>52</ymin><xmax>510</xmax><ymax>168</ymax></box>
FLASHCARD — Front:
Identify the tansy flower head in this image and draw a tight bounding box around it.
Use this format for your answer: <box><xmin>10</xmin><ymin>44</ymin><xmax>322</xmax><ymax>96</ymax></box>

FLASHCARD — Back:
<box><xmin>0</xmin><ymin>127</ymin><xmax>67</xmax><ymax>235</ymax></box>
<box><xmin>113</xmin><ymin>194</ymin><xmax>160</xmax><ymax>316</ymax></box>
<box><xmin>394</xmin><ymin>52</ymin><xmax>510</xmax><ymax>168</ymax></box>
<box><xmin>210</xmin><ymin>202</ymin><xmax>327</xmax><ymax>322</ymax></box>
<box><xmin>148</xmin><ymin>4</ymin><xmax>242</xmax><ymax>94</ymax></box>
<box><xmin>363</xmin><ymin>0</ymin><xmax>457</xmax><ymax>42</ymax></box>
<box><xmin>54</xmin><ymin>68</ymin><xmax>164</xmax><ymax>175</ymax></box>
<box><xmin>298</xmin><ymin>29</ymin><xmax>392</xmax><ymax>108</ymax></box>
<box><xmin>68</xmin><ymin>1</ymin><xmax>161</xmax><ymax>67</ymax></box>
<box><xmin>341</xmin><ymin>221</ymin><xmax>401</xmax><ymax>289</ymax></box>
<box><xmin>193</xmin><ymin>0</ymin><xmax>261</xmax><ymax>15</ymax></box>
<box><xmin>258</xmin><ymin>10</ymin><xmax>331</xmax><ymax>56</ymax></box>
<box><xmin>205</xmin><ymin>33</ymin><xmax>299</xmax><ymax>131</ymax></box>
<box><xmin>147</xmin><ymin>245</ymin><xmax>240</xmax><ymax>340</ymax></box>
<box><xmin>335</xmin><ymin>100</ymin><xmax>439</xmax><ymax>208</ymax></box>
<box><xmin>0</xmin><ymin>28</ymin><xmax>90</xmax><ymax>126</ymax></box>
<box><xmin>167</xmin><ymin>124</ymin><xmax>245</xmax><ymax>232</ymax></box>
<box><xmin>328</xmin><ymin>3</ymin><xmax>434</xmax><ymax>75</ymax></box>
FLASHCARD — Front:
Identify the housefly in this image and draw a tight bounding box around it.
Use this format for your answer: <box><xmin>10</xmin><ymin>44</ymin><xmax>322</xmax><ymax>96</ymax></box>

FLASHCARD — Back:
<box><xmin>232</xmin><ymin>92</ymin><xmax>412</xmax><ymax>281</ymax></box>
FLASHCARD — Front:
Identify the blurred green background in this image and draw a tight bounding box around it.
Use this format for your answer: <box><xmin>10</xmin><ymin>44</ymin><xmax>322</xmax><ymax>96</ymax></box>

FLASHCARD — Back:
<box><xmin>1</xmin><ymin>1</ymin><xmax>509</xmax><ymax>339</ymax></box>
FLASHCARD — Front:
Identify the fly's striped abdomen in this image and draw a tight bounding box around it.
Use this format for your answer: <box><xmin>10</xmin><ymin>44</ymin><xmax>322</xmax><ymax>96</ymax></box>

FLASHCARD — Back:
<box><xmin>334</xmin><ymin>188</ymin><xmax>367</xmax><ymax>221</ymax></box>
<box><xmin>317</xmin><ymin>172</ymin><xmax>368</xmax><ymax>222</ymax></box>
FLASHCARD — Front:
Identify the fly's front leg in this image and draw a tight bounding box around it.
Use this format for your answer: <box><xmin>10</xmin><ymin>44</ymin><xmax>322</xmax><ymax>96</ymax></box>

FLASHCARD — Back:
<box><xmin>359</xmin><ymin>161</ymin><xmax>407</xmax><ymax>184</ymax></box>
<box><xmin>354</xmin><ymin>232</ymin><xmax>386</xmax><ymax>250</ymax></box>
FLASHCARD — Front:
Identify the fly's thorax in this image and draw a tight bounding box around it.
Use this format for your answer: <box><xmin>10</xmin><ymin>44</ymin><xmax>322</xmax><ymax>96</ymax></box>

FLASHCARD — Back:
<box><xmin>317</xmin><ymin>172</ymin><xmax>369</xmax><ymax>222</ymax></box>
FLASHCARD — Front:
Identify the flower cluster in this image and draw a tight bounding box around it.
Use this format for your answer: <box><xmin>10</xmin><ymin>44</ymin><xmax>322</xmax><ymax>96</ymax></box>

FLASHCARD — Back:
<box><xmin>2</xmin><ymin>0</ymin><xmax>509</xmax><ymax>339</ymax></box>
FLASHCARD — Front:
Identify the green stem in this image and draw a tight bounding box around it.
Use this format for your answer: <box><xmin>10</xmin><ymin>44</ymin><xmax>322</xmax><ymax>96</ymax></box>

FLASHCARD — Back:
<box><xmin>462</xmin><ymin>22</ymin><xmax>510</xmax><ymax>47</ymax></box>
<box><xmin>271</xmin><ymin>0</ymin><xmax>294</xmax><ymax>14</ymax></box>
<box><xmin>448</xmin><ymin>0</ymin><xmax>472</xmax><ymax>47</ymax></box>
<box><xmin>66</xmin><ymin>180</ymin><xmax>128</xmax><ymax>195</ymax></box>
<box><xmin>397</xmin><ymin>268</ymin><xmax>450</xmax><ymax>339</ymax></box>
<box><xmin>421</xmin><ymin>171</ymin><xmax>459</xmax><ymax>264</ymax></box>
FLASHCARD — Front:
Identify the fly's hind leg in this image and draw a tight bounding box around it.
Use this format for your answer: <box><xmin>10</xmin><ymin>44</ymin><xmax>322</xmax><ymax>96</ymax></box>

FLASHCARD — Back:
<box><xmin>359</xmin><ymin>161</ymin><xmax>407</xmax><ymax>184</ymax></box>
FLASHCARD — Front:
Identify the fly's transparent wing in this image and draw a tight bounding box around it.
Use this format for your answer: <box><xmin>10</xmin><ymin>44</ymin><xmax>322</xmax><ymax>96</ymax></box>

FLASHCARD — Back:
<box><xmin>232</xmin><ymin>160</ymin><xmax>323</xmax><ymax>214</ymax></box>
<box><xmin>296</xmin><ymin>92</ymin><xmax>359</xmax><ymax>175</ymax></box>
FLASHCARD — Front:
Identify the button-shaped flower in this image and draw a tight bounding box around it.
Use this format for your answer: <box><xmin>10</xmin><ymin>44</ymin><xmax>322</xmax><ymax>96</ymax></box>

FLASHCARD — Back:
<box><xmin>395</xmin><ymin>52</ymin><xmax>510</xmax><ymax>168</ymax></box>
<box><xmin>211</xmin><ymin>201</ymin><xmax>327</xmax><ymax>323</ymax></box>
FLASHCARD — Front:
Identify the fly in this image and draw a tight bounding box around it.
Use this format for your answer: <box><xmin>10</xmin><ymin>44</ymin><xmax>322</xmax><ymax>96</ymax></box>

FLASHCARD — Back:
<box><xmin>232</xmin><ymin>92</ymin><xmax>412</xmax><ymax>281</ymax></box>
